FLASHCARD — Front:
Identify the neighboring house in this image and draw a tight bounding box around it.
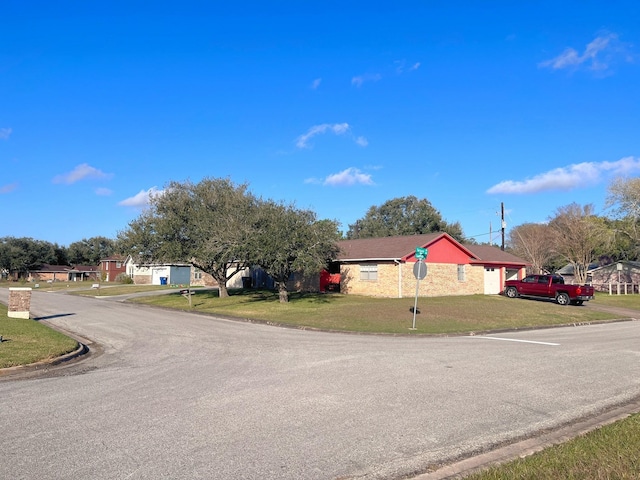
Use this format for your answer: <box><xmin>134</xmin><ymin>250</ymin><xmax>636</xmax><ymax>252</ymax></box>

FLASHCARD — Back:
<box><xmin>190</xmin><ymin>268</ymin><xmax>218</xmax><ymax>287</ymax></box>
<box><xmin>124</xmin><ymin>257</ymin><xmax>191</xmax><ymax>285</ymax></box>
<box><xmin>555</xmin><ymin>263</ymin><xmax>599</xmax><ymax>284</ymax></box>
<box><xmin>190</xmin><ymin>264</ymin><xmax>248</xmax><ymax>288</ymax></box>
<box><xmin>588</xmin><ymin>261</ymin><xmax>640</xmax><ymax>293</ymax></box>
<box><xmin>27</xmin><ymin>264</ymin><xmax>99</xmax><ymax>283</ymax></box>
<box><xmin>334</xmin><ymin>233</ymin><xmax>528</xmax><ymax>298</ymax></box>
<box><xmin>67</xmin><ymin>265</ymin><xmax>100</xmax><ymax>282</ymax></box>
<box><xmin>99</xmin><ymin>255</ymin><xmax>127</xmax><ymax>282</ymax></box>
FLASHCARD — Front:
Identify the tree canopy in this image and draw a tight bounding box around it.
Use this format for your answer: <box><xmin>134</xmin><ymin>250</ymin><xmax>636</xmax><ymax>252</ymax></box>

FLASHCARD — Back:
<box><xmin>117</xmin><ymin>178</ymin><xmax>342</xmax><ymax>302</ymax></box>
<box><xmin>67</xmin><ymin>236</ymin><xmax>115</xmax><ymax>265</ymax></box>
<box><xmin>0</xmin><ymin>237</ymin><xmax>65</xmax><ymax>277</ymax></box>
<box><xmin>346</xmin><ymin>196</ymin><xmax>465</xmax><ymax>242</ymax></box>
<box><xmin>251</xmin><ymin>202</ymin><xmax>341</xmax><ymax>302</ymax></box>
<box><xmin>507</xmin><ymin>223</ymin><xmax>556</xmax><ymax>274</ymax></box>
<box><xmin>117</xmin><ymin>177</ymin><xmax>258</xmax><ymax>298</ymax></box>
<box><xmin>548</xmin><ymin>203</ymin><xmax>611</xmax><ymax>284</ymax></box>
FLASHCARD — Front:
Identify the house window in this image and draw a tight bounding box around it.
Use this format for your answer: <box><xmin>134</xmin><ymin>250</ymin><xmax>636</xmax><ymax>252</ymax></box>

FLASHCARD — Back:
<box><xmin>359</xmin><ymin>264</ymin><xmax>378</xmax><ymax>281</ymax></box>
<box><xmin>457</xmin><ymin>264</ymin><xmax>465</xmax><ymax>282</ymax></box>
<box><xmin>194</xmin><ymin>271</ymin><xmax>203</xmax><ymax>280</ymax></box>
<box><xmin>115</xmin><ymin>262</ymin><xmax>122</xmax><ymax>268</ymax></box>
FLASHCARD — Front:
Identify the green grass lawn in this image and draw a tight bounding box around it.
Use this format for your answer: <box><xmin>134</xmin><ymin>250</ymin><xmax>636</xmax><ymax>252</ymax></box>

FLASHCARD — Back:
<box><xmin>0</xmin><ymin>304</ymin><xmax>78</xmax><ymax>369</ymax></box>
<box><xmin>465</xmin><ymin>413</ymin><xmax>640</xmax><ymax>479</ymax></box>
<box><xmin>129</xmin><ymin>289</ymin><xmax>623</xmax><ymax>334</ymax></box>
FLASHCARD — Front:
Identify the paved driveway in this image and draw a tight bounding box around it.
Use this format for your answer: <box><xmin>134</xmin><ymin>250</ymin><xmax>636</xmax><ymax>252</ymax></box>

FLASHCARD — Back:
<box><xmin>2</xmin><ymin>289</ymin><xmax>640</xmax><ymax>479</ymax></box>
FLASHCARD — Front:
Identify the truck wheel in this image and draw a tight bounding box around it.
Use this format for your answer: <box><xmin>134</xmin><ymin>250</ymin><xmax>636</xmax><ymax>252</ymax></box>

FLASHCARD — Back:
<box><xmin>556</xmin><ymin>292</ymin><xmax>570</xmax><ymax>305</ymax></box>
<box><xmin>505</xmin><ymin>287</ymin><xmax>518</xmax><ymax>298</ymax></box>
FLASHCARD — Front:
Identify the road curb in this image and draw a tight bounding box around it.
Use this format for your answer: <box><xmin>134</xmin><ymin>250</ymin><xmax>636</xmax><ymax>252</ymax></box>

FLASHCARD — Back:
<box><xmin>0</xmin><ymin>342</ymin><xmax>89</xmax><ymax>377</ymax></box>
<box><xmin>411</xmin><ymin>396</ymin><xmax>640</xmax><ymax>479</ymax></box>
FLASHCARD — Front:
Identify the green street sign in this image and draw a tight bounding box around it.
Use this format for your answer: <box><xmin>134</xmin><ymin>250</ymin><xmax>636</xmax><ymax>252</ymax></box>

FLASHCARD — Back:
<box><xmin>415</xmin><ymin>247</ymin><xmax>428</xmax><ymax>260</ymax></box>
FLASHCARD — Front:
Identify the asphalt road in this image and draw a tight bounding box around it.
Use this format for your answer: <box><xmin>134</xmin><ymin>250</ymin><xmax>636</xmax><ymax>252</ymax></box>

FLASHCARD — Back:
<box><xmin>1</xmin><ymin>289</ymin><xmax>640</xmax><ymax>480</ymax></box>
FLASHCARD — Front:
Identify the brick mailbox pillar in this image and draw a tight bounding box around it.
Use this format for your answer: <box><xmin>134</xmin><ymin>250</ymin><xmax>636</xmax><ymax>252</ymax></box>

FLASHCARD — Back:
<box><xmin>8</xmin><ymin>287</ymin><xmax>32</xmax><ymax>319</ymax></box>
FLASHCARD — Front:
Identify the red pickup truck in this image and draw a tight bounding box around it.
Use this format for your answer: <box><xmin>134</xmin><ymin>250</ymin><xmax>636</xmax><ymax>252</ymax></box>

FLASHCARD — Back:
<box><xmin>503</xmin><ymin>274</ymin><xmax>595</xmax><ymax>306</ymax></box>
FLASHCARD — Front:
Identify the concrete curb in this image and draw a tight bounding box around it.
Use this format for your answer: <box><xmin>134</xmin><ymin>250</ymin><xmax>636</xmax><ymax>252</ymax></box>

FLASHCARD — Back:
<box><xmin>0</xmin><ymin>341</ymin><xmax>89</xmax><ymax>377</ymax></box>
<box><xmin>411</xmin><ymin>396</ymin><xmax>640</xmax><ymax>479</ymax></box>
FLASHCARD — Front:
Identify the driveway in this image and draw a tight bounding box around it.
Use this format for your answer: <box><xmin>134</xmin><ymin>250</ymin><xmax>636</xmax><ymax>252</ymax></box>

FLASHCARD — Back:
<box><xmin>1</xmin><ymin>289</ymin><xmax>640</xmax><ymax>479</ymax></box>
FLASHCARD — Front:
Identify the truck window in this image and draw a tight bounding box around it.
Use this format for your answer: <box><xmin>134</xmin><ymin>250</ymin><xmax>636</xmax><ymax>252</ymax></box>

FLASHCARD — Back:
<box><xmin>551</xmin><ymin>276</ymin><xmax>564</xmax><ymax>284</ymax></box>
<box><xmin>538</xmin><ymin>275</ymin><xmax>549</xmax><ymax>284</ymax></box>
<box><xmin>522</xmin><ymin>276</ymin><xmax>536</xmax><ymax>283</ymax></box>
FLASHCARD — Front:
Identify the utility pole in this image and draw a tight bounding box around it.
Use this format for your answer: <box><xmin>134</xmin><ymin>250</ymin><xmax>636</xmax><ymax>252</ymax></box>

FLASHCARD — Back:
<box><xmin>501</xmin><ymin>202</ymin><xmax>506</xmax><ymax>251</ymax></box>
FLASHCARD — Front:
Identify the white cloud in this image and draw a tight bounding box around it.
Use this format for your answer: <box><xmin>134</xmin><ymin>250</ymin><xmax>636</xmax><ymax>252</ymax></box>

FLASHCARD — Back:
<box><xmin>351</xmin><ymin>73</ymin><xmax>381</xmax><ymax>87</ymax></box>
<box><xmin>0</xmin><ymin>183</ymin><xmax>18</xmax><ymax>194</ymax></box>
<box><xmin>52</xmin><ymin>163</ymin><xmax>113</xmax><ymax>184</ymax></box>
<box><xmin>539</xmin><ymin>32</ymin><xmax>631</xmax><ymax>72</ymax></box>
<box><xmin>323</xmin><ymin>167</ymin><xmax>375</xmax><ymax>187</ymax></box>
<box><xmin>118</xmin><ymin>187</ymin><xmax>163</xmax><ymax>207</ymax></box>
<box><xmin>310</xmin><ymin>78</ymin><xmax>322</xmax><ymax>90</ymax></box>
<box><xmin>295</xmin><ymin>123</ymin><xmax>367</xmax><ymax>149</ymax></box>
<box><xmin>395</xmin><ymin>60</ymin><xmax>421</xmax><ymax>74</ymax></box>
<box><xmin>95</xmin><ymin>187</ymin><xmax>113</xmax><ymax>196</ymax></box>
<box><xmin>0</xmin><ymin>128</ymin><xmax>12</xmax><ymax>140</ymax></box>
<box><xmin>355</xmin><ymin>136</ymin><xmax>368</xmax><ymax>147</ymax></box>
<box><xmin>487</xmin><ymin>156</ymin><xmax>640</xmax><ymax>194</ymax></box>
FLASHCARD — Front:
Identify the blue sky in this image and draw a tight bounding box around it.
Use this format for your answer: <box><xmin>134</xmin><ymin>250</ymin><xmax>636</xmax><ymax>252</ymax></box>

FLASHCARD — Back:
<box><xmin>2</xmin><ymin>2</ymin><xmax>639</xmax><ymax>246</ymax></box>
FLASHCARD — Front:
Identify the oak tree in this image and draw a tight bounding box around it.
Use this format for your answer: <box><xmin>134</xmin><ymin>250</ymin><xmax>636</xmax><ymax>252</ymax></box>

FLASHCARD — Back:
<box><xmin>251</xmin><ymin>201</ymin><xmax>340</xmax><ymax>303</ymax></box>
<box><xmin>346</xmin><ymin>195</ymin><xmax>465</xmax><ymax>242</ymax></box>
<box><xmin>117</xmin><ymin>178</ymin><xmax>258</xmax><ymax>298</ymax></box>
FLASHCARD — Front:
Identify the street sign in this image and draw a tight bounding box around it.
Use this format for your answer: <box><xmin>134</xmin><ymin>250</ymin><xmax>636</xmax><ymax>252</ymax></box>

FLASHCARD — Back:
<box><xmin>415</xmin><ymin>247</ymin><xmax>428</xmax><ymax>260</ymax></box>
<box><xmin>413</xmin><ymin>260</ymin><xmax>427</xmax><ymax>280</ymax></box>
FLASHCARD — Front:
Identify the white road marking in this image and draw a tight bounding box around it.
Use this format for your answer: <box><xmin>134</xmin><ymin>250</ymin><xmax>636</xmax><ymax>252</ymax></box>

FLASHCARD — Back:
<box><xmin>468</xmin><ymin>336</ymin><xmax>560</xmax><ymax>346</ymax></box>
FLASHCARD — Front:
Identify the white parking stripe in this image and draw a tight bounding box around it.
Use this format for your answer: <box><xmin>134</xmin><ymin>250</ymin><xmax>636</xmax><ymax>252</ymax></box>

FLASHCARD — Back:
<box><xmin>468</xmin><ymin>336</ymin><xmax>560</xmax><ymax>346</ymax></box>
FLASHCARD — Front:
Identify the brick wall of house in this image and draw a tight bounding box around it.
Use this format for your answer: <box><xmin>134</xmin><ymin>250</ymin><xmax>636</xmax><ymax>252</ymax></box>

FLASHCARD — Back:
<box><xmin>133</xmin><ymin>275</ymin><xmax>152</xmax><ymax>285</ymax></box>
<box><xmin>28</xmin><ymin>272</ymin><xmax>61</xmax><ymax>282</ymax></box>
<box><xmin>190</xmin><ymin>269</ymin><xmax>218</xmax><ymax>287</ymax></box>
<box><xmin>341</xmin><ymin>261</ymin><xmax>485</xmax><ymax>298</ymax></box>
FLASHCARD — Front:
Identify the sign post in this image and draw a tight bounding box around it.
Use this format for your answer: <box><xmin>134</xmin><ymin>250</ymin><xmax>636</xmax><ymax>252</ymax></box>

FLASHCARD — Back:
<box><xmin>411</xmin><ymin>248</ymin><xmax>428</xmax><ymax>330</ymax></box>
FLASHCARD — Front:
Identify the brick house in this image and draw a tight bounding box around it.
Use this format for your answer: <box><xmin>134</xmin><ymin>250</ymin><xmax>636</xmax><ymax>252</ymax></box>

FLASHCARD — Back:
<box><xmin>27</xmin><ymin>264</ymin><xmax>99</xmax><ymax>283</ymax></box>
<box><xmin>335</xmin><ymin>233</ymin><xmax>528</xmax><ymax>298</ymax></box>
<box><xmin>99</xmin><ymin>255</ymin><xmax>127</xmax><ymax>282</ymax></box>
<box><xmin>588</xmin><ymin>261</ymin><xmax>640</xmax><ymax>293</ymax></box>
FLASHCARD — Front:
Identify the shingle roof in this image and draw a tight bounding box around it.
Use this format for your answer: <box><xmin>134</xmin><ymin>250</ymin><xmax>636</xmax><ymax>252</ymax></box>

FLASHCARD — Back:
<box><xmin>337</xmin><ymin>233</ymin><xmax>448</xmax><ymax>260</ymax></box>
<box><xmin>463</xmin><ymin>244</ymin><xmax>528</xmax><ymax>265</ymax></box>
<box><xmin>30</xmin><ymin>264</ymin><xmax>71</xmax><ymax>273</ymax></box>
<box><xmin>69</xmin><ymin>265</ymin><xmax>100</xmax><ymax>272</ymax></box>
<box><xmin>336</xmin><ymin>234</ymin><xmax>528</xmax><ymax>265</ymax></box>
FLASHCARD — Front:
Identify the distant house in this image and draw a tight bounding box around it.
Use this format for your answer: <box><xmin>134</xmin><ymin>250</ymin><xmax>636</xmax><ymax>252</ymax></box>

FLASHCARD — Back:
<box><xmin>588</xmin><ymin>261</ymin><xmax>640</xmax><ymax>293</ymax></box>
<box><xmin>27</xmin><ymin>264</ymin><xmax>99</xmax><ymax>283</ymax></box>
<box><xmin>99</xmin><ymin>255</ymin><xmax>127</xmax><ymax>282</ymax></box>
<box><xmin>334</xmin><ymin>233</ymin><xmax>528</xmax><ymax>298</ymax></box>
<box><xmin>190</xmin><ymin>264</ymin><xmax>248</xmax><ymax>288</ymax></box>
<box><xmin>124</xmin><ymin>257</ymin><xmax>191</xmax><ymax>286</ymax></box>
<box><xmin>555</xmin><ymin>263</ymin><xmax>600</xmax><ymax>284</ymax></box>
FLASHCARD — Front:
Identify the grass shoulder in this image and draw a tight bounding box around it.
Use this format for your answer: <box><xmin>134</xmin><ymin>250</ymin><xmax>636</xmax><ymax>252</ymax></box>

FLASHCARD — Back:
<box><xmin>465</xmin><ymin>412</ymin><xmax>640</xmax><ymax>479</ymax></box>
<box><xmin>0</xmin><ymin>305</ymin><xmax>78</xmax><ymax>369</ymax></box>
<box><xmin>129</xmin><ymin>289</ymin><xmax>624</xmax><ymax>335</ymax></box>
